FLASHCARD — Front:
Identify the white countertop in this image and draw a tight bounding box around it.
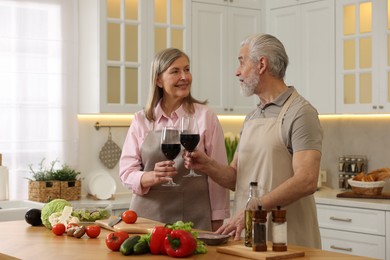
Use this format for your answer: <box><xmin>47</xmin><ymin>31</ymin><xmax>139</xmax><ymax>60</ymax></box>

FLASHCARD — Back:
<box><xmin>69</xmin><ymin>193</ymin><xmax>131</xmax><ymax>211</ymax></box>
<box><xmin>315</xmin><ymin>186</ymin><xmax>390</xmax><ymax>211</ymax></box>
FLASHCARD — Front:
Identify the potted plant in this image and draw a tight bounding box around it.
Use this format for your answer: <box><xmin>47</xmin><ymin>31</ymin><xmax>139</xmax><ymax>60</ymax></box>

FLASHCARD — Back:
<box><xmin>27</xmin><ymin>159</ymin><xmax>82</xmax><ymax>202</ymax></box>
<box><xmin>27</xmin><ymin>159</ymin><xmax>61</xmax><ymax>202</ymax></box>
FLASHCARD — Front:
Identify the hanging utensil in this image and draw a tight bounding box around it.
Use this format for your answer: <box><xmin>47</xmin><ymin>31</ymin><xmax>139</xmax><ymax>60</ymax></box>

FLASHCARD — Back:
<box><xmin>99</xmin><ymin>127</ymin><xmax>122</xmax><ymax>169</ymax></box>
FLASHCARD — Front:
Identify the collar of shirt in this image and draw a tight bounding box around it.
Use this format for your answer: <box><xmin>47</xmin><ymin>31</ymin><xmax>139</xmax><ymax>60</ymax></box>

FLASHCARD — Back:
<box><xmin>154</xmin><ymin>100</ymin><xmax>187</xmax><ymax>128</ymax></box>
<box><xmin>258</xmin><ymin>86</ymin><xmax>295</xmax><ymax>110</ymax></box>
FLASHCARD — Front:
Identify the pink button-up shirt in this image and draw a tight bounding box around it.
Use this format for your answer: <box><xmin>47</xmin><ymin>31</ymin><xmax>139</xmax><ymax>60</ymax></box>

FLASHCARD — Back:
<box><xmin>119</xmin><ymin>101</ymin><xmax>230</xmax><ymax>221</ymax></box>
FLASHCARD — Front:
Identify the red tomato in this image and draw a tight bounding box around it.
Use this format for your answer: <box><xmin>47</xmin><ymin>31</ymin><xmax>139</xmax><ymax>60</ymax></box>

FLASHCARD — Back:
<box><xmin>67</xmin><ymin>223</ymin><xmax>78</xmax><ymax>230</ymax></box>
<box><xmin>105</xmin><ymin>231</ymin><xmax>129</xmax><ymax>251</ymax></box>
<box><xmin>121</xmin><ymin>210</ymin><xmax>138</xmax><ymax>224</ymax></box>
<box><xmin>52</xmin><ymin>223</ymin><xmax>66</xmax><ymax>236</ymax></box>
<box><xmin>86</xmin><ymin>225</ymin><xmax>101</xmax><ymax>238</ymax></box>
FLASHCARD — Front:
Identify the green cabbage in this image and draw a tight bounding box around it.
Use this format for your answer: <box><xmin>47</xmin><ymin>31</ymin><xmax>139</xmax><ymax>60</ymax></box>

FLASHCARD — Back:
<box><xmin>40</xmin><ymin>199</ymin><xmax>71</xmax><ymax>229</ymax></box>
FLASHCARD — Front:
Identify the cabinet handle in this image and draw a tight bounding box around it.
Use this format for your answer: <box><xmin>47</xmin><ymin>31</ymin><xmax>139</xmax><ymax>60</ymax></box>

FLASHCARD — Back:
<box><xmin>224</xmin><ymin>108</ymin><xmax>228</xmax><ymax>111</ymax></box>
<box><xmin>329</xmin><ymin>216</ymin><xmax>352</xmax><ymax>222</ymax></box>
<box><xmin>372</xmin><ymin>105</ymin><xmax>377</xmax><ymax>109</ymax></box>
<box><xmin>229</xmin><ymin>108</ymin><xmax>233</xmax><ymax>111</ymax></box>
<box><xmin>379</xmin><ymin>105</ymin><xmax>384</xmax><ymax>109</ymax></box>
<box><xmin>330</xmin><ymin>245</ymin><xmax>352</xmax><ymax>252</ymax></box>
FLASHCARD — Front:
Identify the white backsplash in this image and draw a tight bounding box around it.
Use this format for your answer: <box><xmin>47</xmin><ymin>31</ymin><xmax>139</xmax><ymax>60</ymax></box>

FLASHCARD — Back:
<box><xmin>77</xmin><ymin>116</ymin><xmax>390</xmax><ymax>196</ymax></box>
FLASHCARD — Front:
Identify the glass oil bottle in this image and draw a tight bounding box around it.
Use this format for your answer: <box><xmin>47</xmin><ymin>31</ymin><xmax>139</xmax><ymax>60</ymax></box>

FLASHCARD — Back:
<box><xmin>244</xmin><ymin>181</ymin><xmax>258</xmax><ymax>247</ymax></box>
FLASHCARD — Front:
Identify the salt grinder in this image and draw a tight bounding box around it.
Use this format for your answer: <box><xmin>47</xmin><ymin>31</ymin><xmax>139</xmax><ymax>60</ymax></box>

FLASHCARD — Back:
<box><xmin>252</xmin><ymin>206</ymin><xmax>267</xmax><ymax>252</ymax></box>
<box><xmin>271</xmin><ymin>206</ymin><xmax>287</xmax><ymax>252</ymax></box>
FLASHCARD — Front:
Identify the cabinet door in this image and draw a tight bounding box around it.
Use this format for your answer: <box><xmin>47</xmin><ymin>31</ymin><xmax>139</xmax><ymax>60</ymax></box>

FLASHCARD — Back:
<box><xmin>192</xmin><ymin>2</ymin><xmax>260</xmax><ymax>115</ymax></box>
<box><xmin>267</xmin><ymin>5</ymin><xmax>301</xmax><ymax>93</ymax></box>
<box><xmin>226</xmin><ymin>7</ymin><xmax>261</xmax><ymax>114</ymax></box>
<box><xmin>320</xmin><ymin>228</ymin><xmax>386</xmax><ymax>259</ymax></box>
<box><xmin>192</xmin><ymin>3</ymin><xmax>228</xmax><ymax>114</ymax></box>
<box><xmin>336</xmin><ymin>0</ymin><xmax>390</xmax><ymax>113</ymax></box>
<box><xmin>301</xmin><ymin>0</ymin><xmax>335</xmax><ymax>114</ymax></box>
<box><xmin>387</xmin><ymin>212</ymin><xmax>390</xmax><ymax>260</ymax></box>
<box><xmin>267</xmin><ymin>0</ymin><xmax>335</xmax><ymax>114</ymax></box>
<box><xmin>192</xmin><ymin>0</ymin><xmax>262</xmax><ymax>10</ymax></box>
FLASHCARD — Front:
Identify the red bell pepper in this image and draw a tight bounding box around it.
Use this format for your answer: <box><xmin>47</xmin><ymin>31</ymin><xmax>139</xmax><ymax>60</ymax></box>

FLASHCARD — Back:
<box><xmin>150</xmin><ymin>226</ymin><xmax>172</xmax><ymax>255</ymax></box>
<box><xmin>164</xmin><ymin>229</ymin><xmax>197</xmax><ymax>258</ymax></box>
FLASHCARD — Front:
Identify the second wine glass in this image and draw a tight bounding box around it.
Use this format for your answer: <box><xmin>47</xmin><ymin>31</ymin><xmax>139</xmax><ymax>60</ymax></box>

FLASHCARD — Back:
<box><xmin>161</xmin><ymin>126</ymin><xmax>181</xmax><ymax>186</ymax></box>
<box><xmin>180</xmin><ymin>116</ymin><xmax>201</xmax><ymax>177</ymax></box>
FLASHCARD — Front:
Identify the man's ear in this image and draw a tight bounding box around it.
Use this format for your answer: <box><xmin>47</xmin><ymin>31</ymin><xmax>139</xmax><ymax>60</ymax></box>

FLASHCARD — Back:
<box><xmin>258</xmin><ymin>56</ymin><xmax>267</xmax><ymax>74</ymax></box>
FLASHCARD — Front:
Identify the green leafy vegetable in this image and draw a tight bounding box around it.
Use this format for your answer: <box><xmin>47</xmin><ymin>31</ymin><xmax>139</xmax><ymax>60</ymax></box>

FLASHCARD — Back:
<box><xmin>41</xmin><ymin>199</ymin><xmax>72</xmax><ymax>229</ymax></box>
<box><xmin>71</xmin><ymin>208</ymin><xmax>110</xmax><ymax>222</ymax></box>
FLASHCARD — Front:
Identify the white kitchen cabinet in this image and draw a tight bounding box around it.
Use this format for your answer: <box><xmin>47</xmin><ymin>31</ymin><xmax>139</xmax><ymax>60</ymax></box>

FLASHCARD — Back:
<box><xmin>266</xmin><ymin>0</ymin><xmax>335</xmax><ymax>114</ymax></box>
<box><xmin>387</xmin><ymin>212</ymin><xmax>390</xmax><ymax>260</ymax></box>
<box><xmin>335</xmin><ymin>0</ymin><xmax>390</xmax><ymax>114</ymax></box>
<box><xmin>317</xmin><ymin>204</ymin><xmax>386</xmax><ymax>259</ymax></box>
<box><xmin>78</xmin><ymin>0</ymin><xmax>190</xmax><ymax>114</ymax></box>
<box><xmin>192</xmin><ymin>0</ymin><xmax>262</xmax><ymax>9</ymax></box>
<box><xmin>191</xmin><ymin>1</ymin><xmax>263</xmax><ymax>115</ymax></box>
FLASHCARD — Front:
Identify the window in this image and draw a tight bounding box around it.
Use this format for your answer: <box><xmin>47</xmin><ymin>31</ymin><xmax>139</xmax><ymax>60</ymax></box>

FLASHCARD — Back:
<box><xmin>0</xmin><ymin>0</ymin><xmax>78</xmax><ymax>200</ymax></box>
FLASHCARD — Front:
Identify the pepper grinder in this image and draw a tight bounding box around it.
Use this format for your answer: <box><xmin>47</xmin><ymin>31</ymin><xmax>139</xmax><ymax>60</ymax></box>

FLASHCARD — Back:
<box><xmin>271</xmin><ymin>206</ymin><xmax>287</xmax><ymax>252</ymax></box>
<box><xmin>252</xmin><ymin>205</ymin><xmax>268</xmax><ymax>252</ymax></box>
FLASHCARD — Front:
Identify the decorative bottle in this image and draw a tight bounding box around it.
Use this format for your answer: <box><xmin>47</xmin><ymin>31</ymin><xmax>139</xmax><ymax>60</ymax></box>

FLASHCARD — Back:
<box><xmin>252</xmin><ymin>205</ymin><xmax>268</xmax><ymax>252</ymax></box>
<box><xmin>271</xmin><ymin>206</ymin><xmax>287</xmax><ymax>252</ymax></box>
<box><xmin>244</xmin><ymin>181</ymin><xmax>258</xmax><ymax>247</ymax></box>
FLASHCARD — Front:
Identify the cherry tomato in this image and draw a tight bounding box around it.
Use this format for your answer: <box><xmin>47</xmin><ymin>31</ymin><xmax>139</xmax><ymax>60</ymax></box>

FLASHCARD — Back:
<box><xmin>67</xmin><ymin>223</ymin><xmax>78</xmax><ymax>230</ymax></box>
<box><xmin>52</xmin><ymin>223</ymin><xmax>66</xmax><ymax>236</ymax></box>
<box><xmin>121</xmin><ymin>210</ymin><xmax>138</xmax><ymax>224</ymax></box>
<box><xmin>86</xmin><ymin>225</ymin><xmax>101</xmax><ymax>238</ymax></box>
<box><xmin>105</xmin><ymin>231</ymin><xmax>129</xmax><ymax>251</ymax></box>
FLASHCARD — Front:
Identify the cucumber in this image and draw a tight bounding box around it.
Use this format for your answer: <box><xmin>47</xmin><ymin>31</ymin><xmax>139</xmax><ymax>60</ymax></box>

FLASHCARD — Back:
<box><xmin>133</xmin><ymin>239</ymin><xmax>150</xmax><ymax>255</ymax></box>
<box><xmin>120</xmin><ymin>235</ymin><xmax>141</xmax><ymax>256</ymax></box>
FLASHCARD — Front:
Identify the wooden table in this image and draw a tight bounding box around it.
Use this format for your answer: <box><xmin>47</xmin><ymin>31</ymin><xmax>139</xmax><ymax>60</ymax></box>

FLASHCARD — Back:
<box><xmin>0</xmin><ymin>220</ymin><xmax>374</xmax><ymax>260</ymax></box>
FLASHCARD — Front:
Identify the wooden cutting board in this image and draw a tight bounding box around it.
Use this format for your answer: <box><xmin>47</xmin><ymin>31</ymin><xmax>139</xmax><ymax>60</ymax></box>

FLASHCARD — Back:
<box><xmin>216</xmin><ymin>244</ymin><xmax>305</xmax><ymax>260</ymax></box>
<box><xmin>95</xmin><ymin>217</ymin><xmax>164</xmax><ymax>233</ymax></box>
<box><xmin>337</xmin><ymin>191</ymin><xmax>390</xmax><ymax>199</ymax></box>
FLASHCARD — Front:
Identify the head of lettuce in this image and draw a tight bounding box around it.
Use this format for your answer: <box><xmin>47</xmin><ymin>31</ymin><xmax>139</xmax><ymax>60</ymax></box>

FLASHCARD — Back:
<box><xmin>41</xmin><ymin>199</ymin><xmax>71</xmax><ymax>229</ymax></box>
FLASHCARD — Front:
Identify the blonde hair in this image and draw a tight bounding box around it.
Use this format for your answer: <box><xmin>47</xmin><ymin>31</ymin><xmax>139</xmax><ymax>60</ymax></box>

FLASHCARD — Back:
<box><xmin>144</xmin><ymin>48</ymin><xmax>207</xmax><ymax>121</ymax></box>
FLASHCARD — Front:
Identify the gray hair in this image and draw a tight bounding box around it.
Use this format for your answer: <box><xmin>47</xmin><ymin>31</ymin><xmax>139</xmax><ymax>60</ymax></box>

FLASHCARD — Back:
<box><xmin>241</xmin><ymin>34</ymin><xmax>289</xmax><ymax>79</ymax></box>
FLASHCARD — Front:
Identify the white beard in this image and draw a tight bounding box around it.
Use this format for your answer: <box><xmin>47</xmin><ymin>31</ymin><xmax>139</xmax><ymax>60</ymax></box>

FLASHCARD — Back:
<box><xmin>239</xmin><ymin>70</ymin><xmax>259</xmax><ymax>97</ymax></box>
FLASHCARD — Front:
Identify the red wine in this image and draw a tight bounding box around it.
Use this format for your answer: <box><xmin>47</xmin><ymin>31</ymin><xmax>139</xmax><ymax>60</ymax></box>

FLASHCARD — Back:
<box><xmin>180</xmin><ymin>134</ymin><xmax>200</xmax><ymax>152</ymax></box>
<box><xmin>161</xmin><ymin>144</ymin><xmax>181</xmax><ymax>160</ymax></box>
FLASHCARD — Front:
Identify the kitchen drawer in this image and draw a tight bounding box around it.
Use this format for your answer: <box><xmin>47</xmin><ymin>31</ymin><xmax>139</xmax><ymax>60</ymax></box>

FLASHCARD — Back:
<box><xmin>317</xmin><ymin>204</ymin><xmax>385</xmax><ymax>235</ymax></box>
<box><xmin>320</xmin><ymin>228</ymin><xmax>385</xmax><ymax>259</ymax></box>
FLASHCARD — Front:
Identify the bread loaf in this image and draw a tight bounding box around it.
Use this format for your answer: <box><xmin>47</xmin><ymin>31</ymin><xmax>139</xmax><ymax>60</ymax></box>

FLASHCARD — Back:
<box><xmin>352</xmin><ymin>168</ymin><xmax>390</xmax><ymax>182</ymax></box>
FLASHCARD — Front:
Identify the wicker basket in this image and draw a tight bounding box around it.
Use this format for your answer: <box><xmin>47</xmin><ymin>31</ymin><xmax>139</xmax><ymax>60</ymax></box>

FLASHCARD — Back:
<box><xmin>28</xmin><ymin>181</ymin><xmax>61</xmax><ymax>203</ymax></box>
<box><xmin>348</xmin><ymin>179</ymin><xmax>385</xmax><ymax>195</ymax></box>
<box><xmin>60</xmin><ymin>180</ymin><xmax>81</xmax><ymax>201</ymax></box>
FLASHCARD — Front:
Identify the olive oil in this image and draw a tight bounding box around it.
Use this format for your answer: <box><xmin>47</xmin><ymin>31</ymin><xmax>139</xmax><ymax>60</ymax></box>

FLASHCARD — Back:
<box><xmin>244</xmin><ymin>182</ymin><xmax>258</xmax><ymax>247</ymax></box>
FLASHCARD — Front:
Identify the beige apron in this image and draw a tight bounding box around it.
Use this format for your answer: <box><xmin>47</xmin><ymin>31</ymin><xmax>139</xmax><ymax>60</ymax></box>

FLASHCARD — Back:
<box><xmin>130</xmin><ymin>128</ymin><xmax>212</xmax><ymax>231</ymax></box>
<box><xmin>234</xmin><ymin>90</ymin><xmax>321</xmax><ymax>248</ymax></box>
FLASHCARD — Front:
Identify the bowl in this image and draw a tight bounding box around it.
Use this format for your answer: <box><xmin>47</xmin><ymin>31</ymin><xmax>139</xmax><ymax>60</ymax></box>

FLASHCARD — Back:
<box><xmin>197</xmin><ymin>232</ymin><xmax>231</xmax><ymax>246</ymax></box>
<box><xmin>348</xmin><ymin>179</ymin><xmax>385</xmax><ymax>195</ymax></box>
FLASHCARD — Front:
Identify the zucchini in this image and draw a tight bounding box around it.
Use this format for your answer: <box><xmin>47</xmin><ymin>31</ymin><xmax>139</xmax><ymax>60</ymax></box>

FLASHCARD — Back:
<box><xmin>120</xmin><ymin>235</ymin><xmax>141</xmax><ymax>256</ymax></box>
<box><xmin>133</xmin><ymin>239</ymin><xmax>150</xmax><ymax>255</ymax></box>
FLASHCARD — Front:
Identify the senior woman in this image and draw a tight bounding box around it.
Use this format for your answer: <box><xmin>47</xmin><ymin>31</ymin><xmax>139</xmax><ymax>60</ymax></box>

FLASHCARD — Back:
<box><xmin>119</xmin><ymin>48</ymin><xmax>230</xmax><ymax>231</ymax></box>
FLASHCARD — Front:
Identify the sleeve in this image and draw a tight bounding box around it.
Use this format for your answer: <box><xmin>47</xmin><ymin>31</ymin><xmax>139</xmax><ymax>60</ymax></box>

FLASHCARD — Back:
<box><xmin>202</xmin><ymin>109</ymin><xmax>231</xmax><ymax>221</ymax></box>
<box><xmin>119</xmin><ymin>112</ymin><xmax>151</xmax><ymax>195</ymax></box>
<box><xmin>290</xmin><ymin>104</ymin><xmax>323</xmax><ymax>153</ymax></box>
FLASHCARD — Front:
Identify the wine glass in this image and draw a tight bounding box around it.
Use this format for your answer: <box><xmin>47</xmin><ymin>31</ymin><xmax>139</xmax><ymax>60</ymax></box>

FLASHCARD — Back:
<box><xmin>161</xmin><ymin>126</ymin><xmax>181</xmax><ymax>186</ymax></box>
<box><xmin>180</xmin><ymin>116</ymin><xmax>201</xmax><ymax>177</ymax></box>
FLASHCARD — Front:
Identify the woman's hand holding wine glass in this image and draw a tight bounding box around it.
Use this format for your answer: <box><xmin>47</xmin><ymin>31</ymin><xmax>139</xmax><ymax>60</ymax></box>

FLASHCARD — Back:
<box><xmin>160</xmin><ymin>126</ymin><xmax>181</xmax><ymax>186</ymax></box>
<box><xmin>180</xmin><ymin>116</ymin><xmax>201</xmax><ymax>177</ymax></box>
